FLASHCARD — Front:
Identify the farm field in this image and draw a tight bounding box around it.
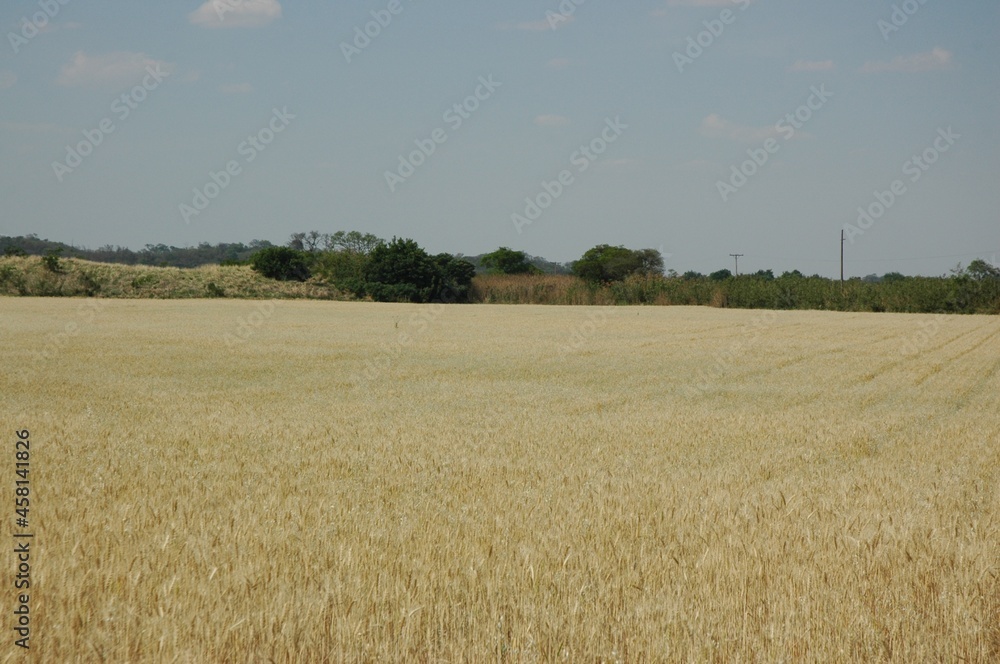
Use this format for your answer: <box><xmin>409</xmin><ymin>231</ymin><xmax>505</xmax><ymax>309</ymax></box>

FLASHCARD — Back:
<box><xmin>1</xmin><ymin>298</ymin><xmax>998</xmax><ymax>662</ymax></box>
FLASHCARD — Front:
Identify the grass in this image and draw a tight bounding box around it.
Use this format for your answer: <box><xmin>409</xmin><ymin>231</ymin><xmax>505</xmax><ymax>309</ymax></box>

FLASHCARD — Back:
<box><xmin>0</xmin><ymin>256</ymin><xmax>345</xmax><ymax>300</ymax></box>
<box><xmin>1</xmin><ymin>299</ymin><xmax>998</xmax><ymax>661</ymax></box>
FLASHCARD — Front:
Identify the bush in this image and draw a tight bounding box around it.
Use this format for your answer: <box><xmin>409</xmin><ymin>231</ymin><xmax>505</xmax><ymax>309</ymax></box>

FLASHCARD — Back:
<box><xmin>42</xmin><ymin>249</ymin><xmax>63</xmax><ymax>273</ymax></box>
<box><xmin>480</xmin><ymin>247</ymin><xmax>538</xmax><ymax>275</ymax></box>
<box><xmin>250</xmin><ymin>247</ymin><xmax>311</xmax><ymax>282</ymax></box>
<box><xmin>572</xmin><ymin>245</ymin><xmax>664</xmax><ymax>283</ymax></box>
<box><xmin>361</xmin><ymin>238</ymin><xmax>475</xmax><ymax>303</ymax></box>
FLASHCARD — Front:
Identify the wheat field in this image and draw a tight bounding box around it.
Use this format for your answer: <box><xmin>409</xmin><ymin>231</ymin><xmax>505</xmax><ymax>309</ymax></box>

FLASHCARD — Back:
<box><xmin>1</xmin><ymin>298</ymin><xmax>998</xmax><ymax>662</ymax></box>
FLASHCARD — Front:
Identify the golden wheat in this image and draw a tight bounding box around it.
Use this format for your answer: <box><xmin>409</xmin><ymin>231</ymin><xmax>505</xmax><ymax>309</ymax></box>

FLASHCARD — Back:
<box><xmin>1</xmin><ymin>299</ymin><xmax>997</xmax><ymax>662</ymax></box>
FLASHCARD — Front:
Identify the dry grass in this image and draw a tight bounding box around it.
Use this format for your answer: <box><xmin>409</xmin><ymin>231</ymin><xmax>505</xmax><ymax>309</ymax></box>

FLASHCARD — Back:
<box><xmin>0</xmin><ymin>256</ymin><xmax>345</xmax><ymax>299</ymax></box>
<box><xmin>1</xmin><ymin>299</ymin><xmax>998</xmax><ymax>662</ymax></box>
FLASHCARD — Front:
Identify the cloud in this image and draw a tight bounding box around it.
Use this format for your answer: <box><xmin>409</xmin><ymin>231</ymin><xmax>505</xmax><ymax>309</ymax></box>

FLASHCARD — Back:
<box><xmin>497</xmin><ymin>15</ymin><xmax>575</xmax><ymax>31</ymax></box>
<box><xmin>788</xmin><ymin>59</ymin><xmax>835</xmax><ymax>72</ymax></box>
<box><xmin>675</xmin><ymin>159</ymin><xmax>724</xmax><ymax>175</ymax></box>
<box><xmin>220</xmin><ymin>82</ymin><xmax>254</xmax><ymax>94</ymax></box>
<box><xmin>699</xmin><ymin>114</ymin><xmax>782</xmax><ymax>143</ymax></box>
<box><xmin>189</xmin><ymin>0</ymin><xmax>282</xmax><ymax>29</ymax></box>
<box><xmin>1</xmin><ymin>121</ymin><xmax>73</xmax><ymax>135</ymax></box>
<box><xmin>0</xmin><ymin>71</ymin><xmax>16</xmax><ymax>90</ymax></box>
<box><xmin>652</xmin><ymin>0</ymin><xmax>753</xmax><ymax>16</ymax></box>
<box><xmin>861</xmin><ymin>47</ymin><xmax>953</xmax><ymax>73</ymax></box>
<box><xmin>534</xmin><ymin>115</ymin><xmax>570</xmax><ymax>127</ymax></box>
<box><xmin>667</xmin><ymin>0</ymin><xmax>751</xmax><ymax>5</ymax></box>
<box><xmin>56</xmin><ymin>52</ymin><xmax>173</xmax><ymax>88</ymax></box>
<box><xmin>546</xmin><ymin>57</ymin><xmax>572</xmax><ymax>70</ymax></box>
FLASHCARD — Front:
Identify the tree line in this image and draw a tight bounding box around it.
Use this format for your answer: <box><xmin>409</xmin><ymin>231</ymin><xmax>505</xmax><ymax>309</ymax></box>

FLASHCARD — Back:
<box><xmin>3</xmin><ymin>232</ymin><xmax>998</xmax><ymax>311</ymax></box>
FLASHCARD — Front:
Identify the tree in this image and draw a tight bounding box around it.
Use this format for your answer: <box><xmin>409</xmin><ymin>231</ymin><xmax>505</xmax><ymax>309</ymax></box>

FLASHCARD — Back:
<box><xmin>572</xmin><ymin>245</ymin><xmax>664</xmax><ymax>283</ymax></box>
<box><xmin>967</xmin><ymin>259</ymin><xmax>1000</xmax><ymax>280</ymax></box>
<box><xmin>709</xmin><ymin>269</ymin><xmax>732</xmax><ymax>281</ymax></box>
<box><xmin>250</xmin><ymin>247</ymin><xmax>311</xmax><ymax>281</ymax></box>
<box><xmin>480</xmin><ymin>247</ymin><xmax>537</xmax><ymax>275</ymax></box>
<box><xmin>432</xmin><ymin>253</ymin><xmax>476</xmax><ymax>301</ymax></box>
<box><xmin>753</xmin><ymin>269</ymin><xmax>775</xmax><ymax>280</ymax></box>
<box><xmin>328</xmin><ymin>231</ymin><xmax>383</xmax><ymax>255</ymax></box>
<box><xmin>634</xmin><ymin>248</ymin><xmax>665</xmax><ymax>275</ymax></box>
<box><xmin>360</xmin><ymin>238</ymin><xmax>474</xmax><ymax>303</ymax></box>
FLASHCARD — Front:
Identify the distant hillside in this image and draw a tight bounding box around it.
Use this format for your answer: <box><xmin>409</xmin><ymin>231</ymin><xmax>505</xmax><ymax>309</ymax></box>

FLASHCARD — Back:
<box><xmin>2</xmin><ymin>235</ymin><xmax>576</xmax><ymax>275</ymax></box>
<box><xmin>0</xmin><ymin>235</ymin><xmax>274</xmax><ymax>269</ymax></box>
<box><xmin>0</xmin><ymin>256</ymin><xmax>344</xmax><ymax>300</ymax></box>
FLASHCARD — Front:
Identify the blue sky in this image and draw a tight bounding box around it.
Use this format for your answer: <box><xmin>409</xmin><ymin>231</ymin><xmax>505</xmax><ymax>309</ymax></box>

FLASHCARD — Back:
<box><xmin>1</xmin><ymin>0</ymin><xmax>998</xmax><ymax>277</ymax></box>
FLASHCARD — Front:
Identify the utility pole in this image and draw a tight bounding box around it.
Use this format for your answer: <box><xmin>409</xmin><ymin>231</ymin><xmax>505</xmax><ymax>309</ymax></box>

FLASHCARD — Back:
<box><xmin>840</xmin><ymin>230</ymin><xmax>845</xmax><ymax>285</ymax></box>
<box><xmin>730</xmin><ymin>253</ymin><xmax>744</xmax><ymax>276</ymax></box>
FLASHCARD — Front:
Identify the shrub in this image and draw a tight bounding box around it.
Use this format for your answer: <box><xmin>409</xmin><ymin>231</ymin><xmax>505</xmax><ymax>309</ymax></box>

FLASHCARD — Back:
<box><xmin>572</xmin><ymin>245</ymin><xmax>664</xmax><ymax>283</ymax></box>
<box><xmin>250</xmin><ymin>247</ymin><xmax>311</xmax><ymax>282</ymax></box>
<box><xmin>42</xmin><ymin>249</ymin><xmax>63</xmax><ymax>273</ymax></box>
<box><xmin>361</xmin><ymin>238</ymin><xmax>475</xmax><ymax>303</ymax></box>
<box><xmin>480</xmin><ymin>247</ymin><xmax>538</xmax><ymax>275</ymax></box>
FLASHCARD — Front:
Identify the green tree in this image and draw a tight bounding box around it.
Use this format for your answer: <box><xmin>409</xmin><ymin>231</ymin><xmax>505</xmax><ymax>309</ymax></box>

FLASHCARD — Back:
<box><xmin>480</xmin><ymin>247</ymin><xmax>538</xmax><ymax>275</ymax></box>
<box><xmin>709</xmin><ymin>269</ymin><xmax>732</xmax><ymax>281</ymax></box>
<box><xmin>361</xmin><ymin>238</ymin><xmax>473</xmax><ymax>303</ymax></box>
<box><xmin>967</xmin><ymin>259</ymin><xmax>1000</xmax><ymax>280</ymax></box>
<box><xmin>572</xmin><ymin>245</ymin><xmax>664</xmax><ymax>283</ymax></box>
<box><xmin>250</xmin><ymin>247</ymin><xmax>311</xmax><ymax>281</ymax></box>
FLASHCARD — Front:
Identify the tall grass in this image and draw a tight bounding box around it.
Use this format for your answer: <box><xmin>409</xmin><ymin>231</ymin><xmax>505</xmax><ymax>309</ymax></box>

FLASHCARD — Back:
<box><xmin>471</xmin><ymin>273</ymin><xmax>1000</xmax><ymax>313</ymax></box>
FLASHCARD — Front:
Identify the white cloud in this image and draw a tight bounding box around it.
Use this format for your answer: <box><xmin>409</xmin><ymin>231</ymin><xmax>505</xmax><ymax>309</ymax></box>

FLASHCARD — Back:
<box><xmin>699</xmin><ymin>114</ymin><xmax>782</xmax><ymax>143</ymax></box>
<box><xmin>861</xmin><ymin>47</ymin><xmax>953</xmax><ymax>73</ymax></box>
<box><xmin>534</xmin><ymin>115</ymin><xmax>570</xmax><ymax>127</ymax></box>
<box><xmin>189</xmin><ymin>0</ymin><xmax>283</xmax><ymax>29</ymax></box>
<box><xmin>56</xmin><ymin>52</ymin><xmax>173</xmax><ymax>88</ymax></box>
<box><xmin>497</xmin><ymin>15</ymin><xmax>575</xmax><ymax>32</ymax></box>
<box><xmin>668</xmin><ymin>0</ymin><xmax>750</xmax><ymax>5</ymax></box>
<box><xmin>220</xmin><ymin>82</ymin><xmax>254</xmax><ymax>94</ymax></box>
<box><xmin>788</xmin><ymin>59</ymin><xmax>835</xmax><ymax>72</ymax></box>
<box><xmin>675</xmin><ymin>159</ymin><xmax>724</xmax><ymax>175</ymax></box>
<box><xmin>546</xmin><ymin>57</ymin><xmax>572</xmax><ymax>70</ymax></box>
<box><xmin>0</xmin><ymin>71</ymin><xmax>16</xmax><ymax>90</ymax></box>
<box><xmin>1</xmin><ymin>121</ymin><xmax>73</xmax><ymax>134</ymax></box>
<box><xmin>653</xmin><ymin>0</ymin><xmax>753</xmax><ymax>16</ymax></box>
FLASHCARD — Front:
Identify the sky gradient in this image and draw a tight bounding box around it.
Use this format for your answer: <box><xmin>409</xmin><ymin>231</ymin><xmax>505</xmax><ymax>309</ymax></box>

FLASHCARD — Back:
<box><xmin>2</xmin><ymin>0</ymin><xmax>998</xmax><ymax>277</ymax></box>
